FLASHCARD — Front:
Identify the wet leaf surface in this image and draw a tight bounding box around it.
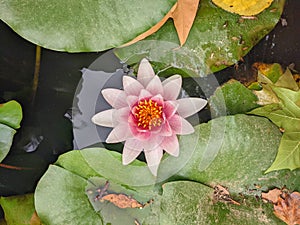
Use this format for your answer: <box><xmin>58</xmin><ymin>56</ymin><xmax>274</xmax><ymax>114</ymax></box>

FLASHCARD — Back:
<box><xmin>209</xmin><ymin>79</ymin><xmax>259</xmax><ymax>118</ymax></box>
<box><xmin>115</xmin><ymin>0</ymin><xmax>285</xmax><ymax>76</ymax></box>
<box><xmin>160</xmin><ymin>181</ymin><xmax>284</xmax><ymax>224</ymax></box>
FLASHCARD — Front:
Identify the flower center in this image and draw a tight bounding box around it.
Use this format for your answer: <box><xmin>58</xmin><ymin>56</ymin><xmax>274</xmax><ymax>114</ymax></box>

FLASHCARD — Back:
<box><xmin>134</xmin><ymin>99</ymin><xmax>163</xmax><ymax>130</ymax></box>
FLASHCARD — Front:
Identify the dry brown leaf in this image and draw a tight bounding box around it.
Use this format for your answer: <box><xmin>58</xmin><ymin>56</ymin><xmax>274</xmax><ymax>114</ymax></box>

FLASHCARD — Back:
<box><xmin>122</xmin><ymin>3</ymin><xmax>177</xmax><ymax>47</ymax></box>
<box><xmin>122</xmin><ymin>0</ymin><xmax>199</xmax><ymax>47</ymax></box>
<box><xmin>262</xmin><ymin>189</ymin><xmax>300</xmax><ymax>225</ymax></box>
<box><xmin>213</xmin><ymin>184</ymin><xmax>240</xmax><ymax>205</ymax></box>
<box><xmin>172</xmin><ymin>0</ymin><xmax>199</xmax><ymax>46</ymax></box>
<box><xmin>262</xmin><ymin>188</ymin><xmax>282</xmax><ymax>204</ymax></box>
<box><xmin>274</xmin><ymin>192</ymin><xmax>300</xmax><ymax>225</ymax></box>
<box><xmin>101</xmin><ymin>193</ymin><xmax>144</xmax><ymax>209</ymax></box>
<box><xmin>30</xmin><ymin>211</ymin><xmax>42</xmax><ymax>225</ymax></box>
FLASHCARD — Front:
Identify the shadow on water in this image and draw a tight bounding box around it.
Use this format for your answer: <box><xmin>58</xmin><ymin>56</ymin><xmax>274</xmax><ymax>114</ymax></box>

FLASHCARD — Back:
<box><xmin>0</xmin><ymin>0</ymin><xmax>299</xmax><ymax>219</ymax></box>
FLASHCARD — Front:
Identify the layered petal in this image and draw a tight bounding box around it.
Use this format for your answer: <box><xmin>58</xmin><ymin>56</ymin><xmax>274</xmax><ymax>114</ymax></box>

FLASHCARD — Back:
<box><xmin>113</xmin><ymin>107</ymin><xmax>130</xmax><ymax>123</ymax></box>
<box><xmin>137</xmin><ymin>58</ymin><xmax>155</xmax><ymax>87</ymax></box>
<box><xmin>144</xmin><ymin>148</ymin><xmax>163</xmax><ymax>176</ymax></box>
<box><xmin>91</xmin><ymin>109</ymin><xmax>115</xmax><ymax>127</ymax></box>
<box><xmin>168</xmin><ymin>114</ymin><xmax>194</xmax><ymax>135</ymax></box>
<box><xmin>123</xmin><ymin>76</ymin><xmax>143</xmax><ymax>96</ymax></box>
<box><xmin>163</xmin><ymin>101</ymin><xmax>178</xmax><ymax>119</ymax></box>
<box><xmin>162</xmin><ymin>75</ymin><xmax>182</xmax><ymax>100</ymax></box>
<box><xmin>176</xmin><ymin>98</ymin><xmax>207</xmax><ymax>118</ymax></box>
<box><xmin>101</xmin><ymin>89</ymin><xmax>127</xmax><ymax>109</ymax></box>
<box><xmin>122</xmin><ymin>140</ymin><xmax>143</xmax><ymax>165</ymax></box>
<box><xmin>146</xmin><ymin>75</ymin><xmax>164</xmax><ymax>96</ymax></box>
<box><xmin>106</xmin><ymin>123</ymin><xmax>132</xmax><ymax>143</ymax></box>
<box><xmin>160</xmin><ymin>134</ymin><xmax>179</xmax><ymax>157</ymax></box>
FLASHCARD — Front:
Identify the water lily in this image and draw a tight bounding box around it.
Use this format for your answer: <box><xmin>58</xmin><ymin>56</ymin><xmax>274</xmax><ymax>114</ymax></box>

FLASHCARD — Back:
<box><xmin>92</xmin><ymin>59</ymin><xmax>207</xmax><ymax>175</ymax></box>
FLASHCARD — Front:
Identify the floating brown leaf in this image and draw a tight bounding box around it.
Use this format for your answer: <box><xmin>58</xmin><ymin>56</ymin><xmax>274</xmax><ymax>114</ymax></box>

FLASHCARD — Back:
<box><xmin>261</xmin><ymin>188</ymin><xmax>282</xmax><ymax>204</ymax></box>
<box><xmin>213</xmin><ymin>184</ymin><xmax>240</xmax><ymax>205</ymax></box>
<box><xmin>101</xmin><ymin>193</ymin><xmax>144</xmax><ymax>209</ymax></box>
<box><xmin>262</xmin><ymin>189</ymin><xmax>300</xmax><ymax>225</ymax></box>
<box><xmin>172</xmin><ymin>0</ymin><xmax>199</xmax><ymax>46</ymax></box>
<box><xmin>30</xmin><ymin>211</ymin><xmax>42</xmax><ymax>225</ymax></box>
<box><xmin>274</xmin><ymin>192</ymin><xmax>300</xmax><ymax>225</ymax></box>
<box><xmin>123</xmin><ymin>0</ymin><xmax>199</xmax><ymax>47</ymax></box>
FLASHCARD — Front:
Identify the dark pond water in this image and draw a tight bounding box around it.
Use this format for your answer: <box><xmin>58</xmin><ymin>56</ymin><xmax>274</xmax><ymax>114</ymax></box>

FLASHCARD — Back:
<box><xmin>0</xmin><ymin>0</ymin><xmax>299</xmax><ymax>219</ymax></box>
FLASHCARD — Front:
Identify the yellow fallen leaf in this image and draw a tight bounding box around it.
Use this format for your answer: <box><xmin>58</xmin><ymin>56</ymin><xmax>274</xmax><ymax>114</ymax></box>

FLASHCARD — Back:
<box><xmin>123</xmin><ymin>0</ymin><xmax>199</xmax><ymax>47</ymax></box>
<box><xmin>212</xmin><ymin>0</ymin><xmax>274</xmax><ymax>16</ymax></box>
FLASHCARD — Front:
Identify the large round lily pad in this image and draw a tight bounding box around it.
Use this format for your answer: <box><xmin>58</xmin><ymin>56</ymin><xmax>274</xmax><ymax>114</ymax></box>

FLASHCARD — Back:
<box><xmin>0</xmin><ymin>0</ymin><xmax>175</xmax><ymax>52</ymax></box>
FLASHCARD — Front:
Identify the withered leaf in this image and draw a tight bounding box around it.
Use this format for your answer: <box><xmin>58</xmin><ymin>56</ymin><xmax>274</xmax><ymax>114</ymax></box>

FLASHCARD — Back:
<box><xmin>30</xmin><ymin>211</ymin><xmax>42</xmax><ymax>225</ymax></box>
<box><xmin>172</xmin><ymin>0</ymin><xmax>199</xmax><ymax>46</ymax></box>
<box><xmin>261</xmin><ymin>188</ymin><xmax>282</xmax><ymax>204</ymax></box>
<box><xmin>274</xmin><ymin>192</ymin><xmax>300</xmax><ymax>225</ymax></box>
<box><xmin>213</xmin><ymin>184</ymin><xmax>240</xmax><ymax>205</ymax></box>
<box><xmin>123</xmin><ymin>0</ymin><xmax>199</xmax><ymax>47</ymax></box>
<box><xmin>101</xmin><ymin>193</ymin><xmax>144</xmax><ymax>209</ymax></box>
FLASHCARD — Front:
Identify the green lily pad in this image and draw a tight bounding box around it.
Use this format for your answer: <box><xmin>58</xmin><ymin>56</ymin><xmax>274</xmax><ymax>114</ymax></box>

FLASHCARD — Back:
<box><xmin>35</xmin><ymin>165</ymin><xmax>103</xmax><ymax>225</ymax></box>
<box><xmin>0</xmin><ymin>0</ymin><xmax>176</xmax><ymax>52</ymax></box>
<box><xmin>0</xmin><ymin>100</ymin><xmax>22</xmax><ymax>162</ymax></box>
<box><xmin>250</xmin><ymin>86</ymin><xmax>300</xmax><ymax>172</ymax></box>
<box><xmin>0</xmin><ymin>100</ymin><xmax>22</xmax><ymax>129</ymax></box>
<box><xmin>115</xmin><ymin>0</ymin><xmax>285</xmax><ymax>76</ymax></box>
<box><xmin>209</xmin><ymin>79</ymin><xmax>259</xmax><ymax>118</ymax></box>
<box><xmin>160</xmin><ymin>181</ymin><xmax>285</xmax><ymax>225</ymax></box>
<box><xmin>35</xmin><ymin>164</ymin><xmax>158</xmax><ymax>225</ymax></box>
<box><xmin>0</xmin><ymin>194</ymin><xmax>37</xmax><ymax>225</ymax></box>
<box><xmin>177</xmin><ymin>114</ymin><xmax>300</xmax><ymax>194</ymax></box>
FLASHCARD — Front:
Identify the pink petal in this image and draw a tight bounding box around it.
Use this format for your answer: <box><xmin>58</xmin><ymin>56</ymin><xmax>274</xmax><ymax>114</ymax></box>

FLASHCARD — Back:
<box><xmin>123</xmin><ymin>76</ymin><xmax>144</xmax><ymax>96</ymax></box>
<box><xmin>161</xmin><ymin>134</ymin><xmax>179</xmax><ymax>157</ymax></box>
<box><xmin>91</xmin><ymin>109</ymin><xmax>115</xmax><ymax>127</ymax></box>
<box><xmin>162</xmin><ymin>75</ymin><xmax>182</xmax><ymax>100</ymax></box>
<box><xmin>101</xmin><ymin>89</ymin><xmax>127</xmax><ymax>109</ymax></box>
<box><xmin>163</xmin><ymin>101</ymin><xmax>178</xmax><ymax>119</ymax></box>
<box><xmin>158</xmin><ymin>121</ymin><xmax>173</xmax><ymax>137</ymax></box>
<box><xmin>137</xmin><ymin>58</ymin><xmax>155</xmax><ymax>87</ymax></box>
<box><xmin>122</xmin><ymin>140</ymin><xmax>143</xmax><ymax>165</ymax></box>
<box><xmin>113</xmin><ymin>107</ymin><xmax>130</xmax><ymax>123</ymax></box>
<box><xmin>168</xmin><ymin>114</ymin><xmax>194</xmax><ymax>135</ymax></box>
<box><xmin>106</xmin><ymin>123</ymin><xmax>132</xmax><ymax>143</ymax></box>
<box><xmin>146</xmin><ymin>76</ymin><xmax>164</xmax><ymax>96</ymax></box>
<box><xmin>126</xmin><ymin>95</ymin><xmax>139</xmax><ymax>108</ymax></box>
<box><xmin>138</xmin><ymin>89</ymin><xmax>152</xmax><ymax>100</ymax></box>
<box><xmin>150</xmin><ymin>94</ymin><xmax>164</xmax><ymax>105</ymax></box>
<box><xmin>144</xmin><ymin>148</ymin><xmax>163</xmax><ymax>176</ymax></box>
<box><xmin>176</xmin><ymin>98</ymin><xmax>207</xmax><ymax>118</ymax></box>
<box><xmin>124</xmin><ymin>138</ymin><xmax>144</xmax><ymax>151</ymax></box>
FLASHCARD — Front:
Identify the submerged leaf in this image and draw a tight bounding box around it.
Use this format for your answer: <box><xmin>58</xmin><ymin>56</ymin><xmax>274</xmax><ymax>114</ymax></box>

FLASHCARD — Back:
<box><xmin>212</xmin><ymin>0</ymin><xmax>274</xmax><ymax>16</ymax></box>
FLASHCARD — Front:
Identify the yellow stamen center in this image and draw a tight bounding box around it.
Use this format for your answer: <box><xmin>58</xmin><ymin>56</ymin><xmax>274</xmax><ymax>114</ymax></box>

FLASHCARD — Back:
<box><xmin>135</xmin><ymin>99</ymin><xmax>163</xmax><ymax>130</ymax></box>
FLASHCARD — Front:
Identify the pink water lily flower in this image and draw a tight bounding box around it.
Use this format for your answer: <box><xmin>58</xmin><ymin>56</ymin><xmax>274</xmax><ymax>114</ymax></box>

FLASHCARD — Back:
<box><xmin>92</xmin><ymin>59</ymin><xmax>207</xmax><ymax>176</ymax></box>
